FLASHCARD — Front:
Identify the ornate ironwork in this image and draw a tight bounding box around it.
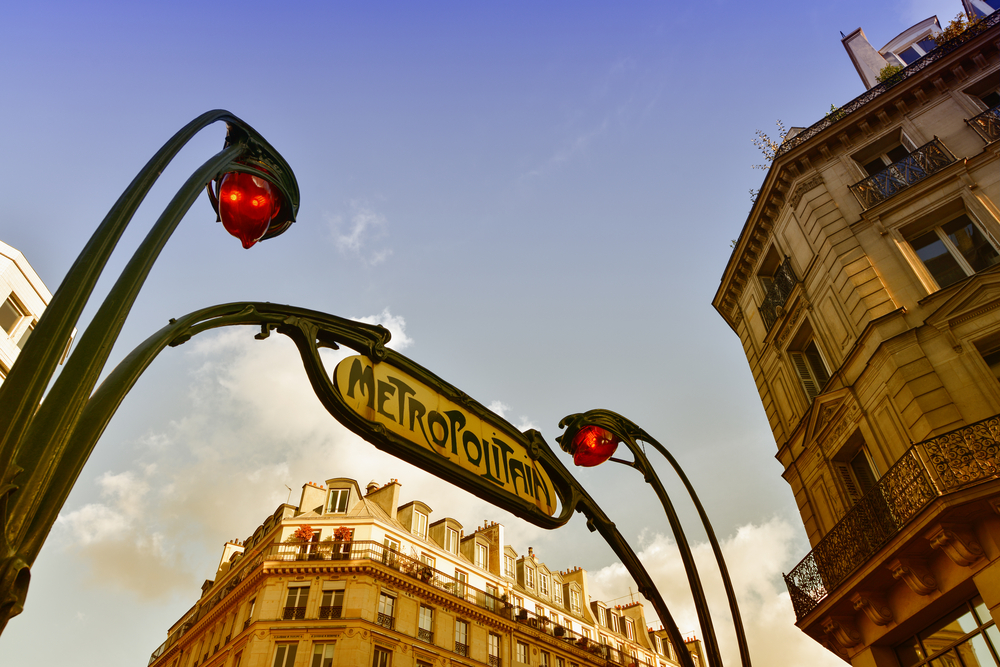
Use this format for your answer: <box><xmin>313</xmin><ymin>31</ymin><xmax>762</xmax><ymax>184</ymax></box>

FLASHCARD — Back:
<box><xmin>775</xmin><ymin>12</ymin><xmax>1000</xmax><ymax>159</ymax></box>
<box><xmin>758</xmin><ymin>257</ymin><xmax>797</xmax><ymax>331</ymax></box>
<box><xmin>968</xmin><ymin>104</ymin><xmax>1000</xmax><ymax>143</ymax></box>
<box><xmin>377</xmin><ymin>612</ymin><xmax>394</xmax><ymax>630</ymax></box>
<box><xmin>418</xmin><ymin>628</ymin><xmax>433</xmax><ymax>643</ymax></box>
<box><xmin>282</xmin><ymin>606</ymin><xmax>305</xmax><ymax>620</ymax></box>
<box><xmin>489</xmin><ymin>656</ymin><xmax>501</xmax><ymax>667</ymax></box>
<box><xmin>848</xmin><ymin>139</ymin><xmax>956</xmax><ymax>209</ymax></box>
<box><xmin>455</xmin><ymin>642</ymin><xmax>469</xmax><ymax>657</ymax></box>
<box><xmin>784</xmin><ymin>415</ymin><xmax>1000</xmax><ymax>620</ymax></box>
<box><xmin>318</xmin><ymin>605</ymin><xmax>342</xmax><ymax>619</ymax></box>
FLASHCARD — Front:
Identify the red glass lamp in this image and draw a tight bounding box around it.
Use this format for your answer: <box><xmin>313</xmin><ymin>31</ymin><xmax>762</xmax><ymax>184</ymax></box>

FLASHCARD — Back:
<box><xmin>569</xmin><ymin>425</ymin><xmax>620</xmax><ymax>467</ymax></box>
<box><xmin>217</xmin><ymin>172</ymin><xmax>285</xmax><ymax>249</ymax></box>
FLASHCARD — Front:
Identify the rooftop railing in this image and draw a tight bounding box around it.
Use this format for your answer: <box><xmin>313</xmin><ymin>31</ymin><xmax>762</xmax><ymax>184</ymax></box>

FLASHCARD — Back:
<box><xmin>784</xmin><ymin>414</ymin><xmax>1000</xmax><ymax>620</ymax></box>
<box><xmin>774</xmin><ymin>12</ymin><xmax>999</xmax><ymax>160</ymax></box>
<box><xmin>967</xmin><ymin>104</ymin><xmax>1000</xmax><ymax>144</ymax></box>
<box><xmin>848</xmin><ymin>138</ymin><xmax>956</xmax><ymax>209</ymax></box>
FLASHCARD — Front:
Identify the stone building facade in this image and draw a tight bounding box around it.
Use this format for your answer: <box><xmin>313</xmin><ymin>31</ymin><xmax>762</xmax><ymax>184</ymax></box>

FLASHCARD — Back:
<box><xmin>145</xmin><ymin>477</ymin><xmax>703</xmax><ymax>667</ymax></box>
<box><xmin>713</xmin><ymin>3</ymin><xmax>1000</xmax><ymax>665</ymax></box>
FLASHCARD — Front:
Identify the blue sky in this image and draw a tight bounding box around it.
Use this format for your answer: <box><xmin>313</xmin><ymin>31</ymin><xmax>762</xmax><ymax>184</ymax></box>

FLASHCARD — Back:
<box><xmin>0</xmin><ymin>1</ymin><xmax>967</xmax><ymax>664</ymax></box>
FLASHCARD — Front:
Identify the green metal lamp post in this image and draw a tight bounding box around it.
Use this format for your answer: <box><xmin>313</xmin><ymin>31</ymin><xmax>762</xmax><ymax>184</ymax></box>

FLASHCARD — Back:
<box><xmin>558</xmin><ymin>410</ymin><xmax>753</xmax><ymax>667</ymax></box>
<box><xmin>0</xmin><ymin>110</ymin><xmax>300</xmax><ymax>634</ymax></box>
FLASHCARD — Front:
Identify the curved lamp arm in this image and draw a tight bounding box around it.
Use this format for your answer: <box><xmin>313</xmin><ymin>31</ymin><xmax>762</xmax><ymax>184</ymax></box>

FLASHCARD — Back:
<box><xmin>558</xmin><ymin>409</ymin><xmax>752</xmax><ymax>667</ymax></box>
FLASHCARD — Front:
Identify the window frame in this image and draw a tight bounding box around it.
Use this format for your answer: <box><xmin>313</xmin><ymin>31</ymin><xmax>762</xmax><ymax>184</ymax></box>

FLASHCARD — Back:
<box><xmin>445</xmin><ymin>527</ymin><xmax>459</xmax><ymax>554</ymax></box>
<box><xmin>903</xmin><ymin>212</ymin><xmax>1000</xmax><ymax>291</ymax></box>
<box><xmin>327</xmin><ymin>488</ymin><xmax>351</xmax><ymax>513</ymax></box>
<box><xmin>413</xmin><ymin>510</ymin><xmax>428</xmax><ymax>539</ymax></box>
<box><xmin>272</xmin><ymin>643</ymin><xmax>299</xmax><ymax>667</ymax></box>
<box><xmin>372</xmin><ymin>646</ymin><xmax>392</xmax><ymax>667</ymax></box>
<box><xmin>475</xmin><ymin>542</ymin><xmax>488</xmax><ymax>569</ymax></box>
<box><xmin>311</xmin><ymin>643</ymin><xmax>335</xmax><ymax>667</ymax></box>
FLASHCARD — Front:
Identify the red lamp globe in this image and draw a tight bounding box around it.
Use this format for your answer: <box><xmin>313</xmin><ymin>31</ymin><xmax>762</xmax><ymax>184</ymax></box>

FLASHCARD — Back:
<box><xmin>570</xmin><ymin>425</ymin><xmax>619</xmax><ymax>467</ymax></box>
<box><xmin>217</xmin><ymin>172</ymin><xmax>282</xmax><ymax>249</ymax></box>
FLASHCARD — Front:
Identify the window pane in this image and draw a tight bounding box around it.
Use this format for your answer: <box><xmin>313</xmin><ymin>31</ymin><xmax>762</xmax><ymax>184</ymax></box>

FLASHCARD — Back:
<box><xmin>0</xmin><ymin>299</ymin><xmax>21</xmax><ymax>334</ymax></box>
<box><xmin>957</xmin><ymin>634</ymin><xmax>997</xmax><ymax>667</ymax></box>
<box><xmin>804</xmin><ymin>342</ymin><xmax>830</xmax><ymax>387</ymax></box>
<box><xmin>943</xmin><ymin>217</ymin><xmax>1000</xmax><ymax>274</ymax></box>
<box><xmin>986</xmin><ymin>625</ymin><xmax>1000</xmax><ymax>653</ymax></box>
<box><xmin>911</xmin><ymin>231</ymin><xmax>966</xmax><ymax>287</ymax></box>
<box><xmin>898</xmin><ymin>46</ymin><xmax>921</xmax><ymax>64</ymax></box>
<box><xmin>15</xmin><ymin>323</ymin><xmax>32</xmax><ymax>349</ymax></box>
<box><xmin>886</xmin><ymin>145</ymin><xmax>911</xmax><ymax>163</ymax></box>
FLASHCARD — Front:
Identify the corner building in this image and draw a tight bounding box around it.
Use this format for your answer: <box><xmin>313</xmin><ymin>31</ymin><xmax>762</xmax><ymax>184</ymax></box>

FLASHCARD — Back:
<box><xmin>714</xmin><ymin>3</ymin><xmax>1000</xmax><ymax>665</ymax></box>
<box><xmin>145</xmin><ymin>477</ymin><xmax>703</xmax><ymax>667</ymax></box>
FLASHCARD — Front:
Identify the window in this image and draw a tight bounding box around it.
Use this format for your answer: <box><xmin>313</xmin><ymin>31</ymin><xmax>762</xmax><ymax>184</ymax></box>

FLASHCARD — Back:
<box><xmin>283</xmin><ymin>585</ymin><xmax>309</xmax><ymax>620</ymax></box>
<box><xmin>383</xmin><ymin>537</ymin><xmax>400</xmax><ymax>568</ymax></box>
<box><xmin>272</xmin><ymin>644</ymin><xmax>298</xmax><ymax>667</ymax></box>
<box><xmin>320</xmin><ymin>588</ymin><xmax>344</xmax><ymax>619</ymax></box>
<box><xmin>895</xmin><ymin>596</ymin><xmax>998</xmax><ymax>667</ymax></box>
<box><xmin>516</xmin><ymin>641</ymin><xmax>529</xmax><ymax>663</ymax></box>
<box><xmin>513</xmin><ymin>595</ymin><xmax>524</xmax><ymax>614</ymax></box>
<box><xmin>856</xmin><ymin>138</ymin><xmax>912</xmax><ymax>178</ymax></box>
<box><xmin>328</xmin><ymin>488</ymin><xmax>350</xmax><ymax>513</ymax></box>
<box><xmin>556</xmin><ymin>659</ymin><xmax>565</xmax><ymax>667</ymax></box>
<box><xmin>789</xmin><ymin>336</ymin><xmax>830</xmax><ymax>401</ymax></box>
<box><xmin>377</xmin><ymin>593</ymin><xmax>395</xmax><ymax>630</ymax></box>
<box><xmin>455</xmin><ymin>619</ymin><xmax>469</xmax><ymax>656</ymax></box>
<box><xmin>244</xmin><ymin>597</ymin><xmax>256</xmax><ymax>630</ymax></box>
<box><xmin>418</xmin><ymin>606</ymin><xmax>434</xmax><ymax>643</ymax></box>
<box><xmin>907</xmin><ymin>213</ymin><xmax>1000</xmax><ymax>289</ymax></box>
<box><xmin>597</xmin><ymin>607</ymin><xmax>607</xmax><ymax>627</ymax></box>
<box><xmin>570</xmin><ymin>589</ymin><xmax>581</xmax><ymax>613</ymax></box>
<box><xmin>608</xmin><ymin>613</ymin><xmax>618</xmax><ymax>634</ymax></box>
<box><xmin>454</xmin><ymin>570</ymin><xmax>468</xmax><ymax>597</ymax></box>
<box><xmin>835</xmin><ymin>433</ymin><xmax>880</xmax><ymax>505</ymax></box>
<box><xmin>553</xmin><ymin>582</ymin><xmax>562</xmax><ymax>605</ymax></box>
<box><xmin>486</xmin><ymin>583</ymin><xmax>499</xmax><ymax>612</ymax></box>
<box><xmin>421</xmin><ymin>553</ymin><xmax>436</xmax><ymax>570</ymax></box>
<box><xmin>624</xmin><ymin>618</ymin><xmax>635</xmax><ymax>641</ymax></box>
<box><xmin>583</xmin><ymin>628</ymin><xmax>592</xmax><ymax>640</ymax></box>
<box><xmin>489</xmin><ymin>632</ymin><xmax>501</xmax><ymax>667</ymax></box>
<box><xmin>476</xmin><ymin>543</ymin><xmax>488</xmax><ymax>569</ymax></box>
<box><xmin>525</xmin><ymin>567</ymin><xmax>535</xmax><ymax>589</ymax></box>
<box><xmin>311</xmin><ymin>643</ymin><xmax>335</xmax><ymax>667</ymax></box>
<box><xmin>0</xmin><ymin>297</ymin><xmax>25</xmax><ymax>337</ymax></box>
<box><xmin>445</xmin><ymin>527</ymin><xmax>459</xmax><ymax>553</ymax></box>
<box><xmin>372</xmin><ymin>647</ymin><xmax>392</xmax><ymax>667</ymax></box>
<box><xmin>540</xmin><ymin>651</ymin><xmax>550</xmax><ymax>667</ymax></box>
<box><xmin>975</xmin><ymin>334</ymin><xmax>1000</xmax><ymax>382</ymax></box>
<box><xmin>413</xmin><ymin>510</ymin><xmax>428</xmax><ymax>539</ymax></box>
<box><xmin>504</xmin><ymin>555</ymin><xmax>515</xmax><ymax>577</ymax></box>
<box><xmin>884</xmin><ymin>35</ymin><xmax>937</xmax><ymax>66</ymax></box>
<box><xmin>539</xmin><ymin>574</ymin><xmax>549</xmax><ymax>596</ymax></box>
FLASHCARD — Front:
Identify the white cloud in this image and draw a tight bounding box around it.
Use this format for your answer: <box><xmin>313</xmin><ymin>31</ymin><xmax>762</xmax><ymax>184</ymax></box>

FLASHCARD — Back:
<box><xmin>586</xmin><ymin>517</ymin><xmax>843</xmax><ymax>667</ymax></box>
<box><xmin>353</xmin><ymin>308</ymin><xmax>413</xmax><ymax>350</ymax></box>
<box><xmin>331</xmin><ymin>202</ymin><xmax>392</xmax><ymax>265</ymax></box>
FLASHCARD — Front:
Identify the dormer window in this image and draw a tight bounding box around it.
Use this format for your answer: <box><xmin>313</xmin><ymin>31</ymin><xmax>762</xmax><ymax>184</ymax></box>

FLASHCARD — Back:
<box><xmin>475</xmin><ymin>543</ymin><xmax>488</xmax><ymax>569</ymax></box>
<box><xmin>413</xmin><ymin>510</ymin><xmax>428</xmax><ymax>539</ymax></box>
<box><xmin>327</xmin><ymin>488</ymin><xmax>350</xmax><ymax>513</ymax></box>
<box><xmin>445</xmin><ymin>527</ymin><xmax>459</xmax><ymax>554</ymax></box>
<box><xmin>885</xmin><ymin>35</ymin><xmax>937</xmax><ymax>66</ymax></box>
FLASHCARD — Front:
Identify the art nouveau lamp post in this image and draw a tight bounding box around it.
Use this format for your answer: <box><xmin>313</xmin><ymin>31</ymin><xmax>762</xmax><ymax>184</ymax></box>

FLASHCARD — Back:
<box><xmin>558</xmin><ymin>410</ymin><xmax>753</xmax><ymax>667</ymax></box>
<box><xmin>0</xmin><ymin>110</ymin><xmax>300</xmax><ymax>634</ymax></box>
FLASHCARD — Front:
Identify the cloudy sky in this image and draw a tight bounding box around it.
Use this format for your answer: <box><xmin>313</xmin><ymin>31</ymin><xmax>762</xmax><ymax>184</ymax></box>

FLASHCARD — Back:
<box><xmin>0</xmin><ymin>1</ymin><xmax>967</xmax><ymax>665</ymax></box>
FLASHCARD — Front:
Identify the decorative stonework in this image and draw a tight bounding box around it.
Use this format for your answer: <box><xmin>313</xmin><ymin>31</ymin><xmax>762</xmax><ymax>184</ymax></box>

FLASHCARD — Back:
<box><xmin>926</xmin><ymin>523</ymin><xmax>984</xmax><ymax>567</ymax></box>
<box><xmin>775</xmin><ymin>298</ymin><xmax>810</xmax><ymax>348</ymax></box>
<box><xmin>790</xmin><ymin>175</ymin><xmax>825</xmax><ymax>210</ymax></box>
<box><xmin>828</xmin><ymin>405</ymin><xmax>861</xmax><ymax>444</ymax></box>
<box><xmin>888</xmin><ymin>557</ymin><xmax>937</xmax><ymax>595</ymax></box>
<box><xmin>822</xmin><ymin>616</ymin><xmax>861</xmax><ymax>650</ymax></box>
<box><xmin>851</xmin><ymin>591</ymin><xmax>893</xmax><ymax>626</ymax></box>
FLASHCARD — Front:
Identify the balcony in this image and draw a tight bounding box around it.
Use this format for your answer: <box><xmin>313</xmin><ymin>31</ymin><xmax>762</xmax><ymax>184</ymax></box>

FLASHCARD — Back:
<box><xmin>418</xmin><ymin>628</ymin><xmax>433</xmax><ymax>643</ymax></box>
<box><xmin>377</xmin><ymin>612</ymin><xmax>395</xmax><ymax>630</ymax></box>
<box><xmin>455</xmin><ymin>642</ymin><xmax>469</xmax><ymax>657</ymax></box>
<box><xmin>848</xmin><ymin>138</ymin><xmax>956</xmax><ymax>209</ymax></box>
<box><xmin>784</xmin><ymin>415</ymin><xmax>1000</xmax><ymax>620</ymax></box>
<box><xmin>758</xmin><ymin>257</ymin><xmax>797</xmax><ymax>331</ymax></box>
<box><xmin>282</xmin><ymin>606</ymin><xmax>305</xmax><ymax>620</ymax></box>
<box><xmin>968</xmin><ymin>104</ymin><xmax>1000</xmax><ymax>144</ymax></box>
<box><xmin>318</xmin><ymin>605</ymin><xmax>342</xmax><ymax>620</ymax></box>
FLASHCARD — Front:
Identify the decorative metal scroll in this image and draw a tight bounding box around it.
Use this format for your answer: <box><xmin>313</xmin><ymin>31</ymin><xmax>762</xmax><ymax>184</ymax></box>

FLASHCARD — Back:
<box><xmin>775</xmin><ymin>12</ymin><xmax>999</xmax><ymax>160</ymax></box>
<box><xmin>758</xmin><ymin>257</ymin><xmax>797</xmax><ymax>331</ymax></box>
<box><xmin>784</xmin><ymin>414</ymin><xmax>1000</xmax><ymax>620</ymax></box>
<box><xmin>848</xmin><ymin>139</ymin><xmax>956</xmax><ymax>209</ymax></box>
<box><xmin>967</xmin><ymin>104</ymin><xmax>1000</xmax><ymax>144</ymax></box>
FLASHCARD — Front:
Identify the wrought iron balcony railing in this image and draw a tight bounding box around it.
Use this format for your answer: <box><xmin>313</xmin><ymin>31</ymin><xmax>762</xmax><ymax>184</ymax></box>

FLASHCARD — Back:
<box><xmin>967</xmin><ymin>104</ymin><xmax>1000</xmax><ymax>144</ymax></box>
<box><xmin>318</xmin><ymin>605</ymin><xmax>342</xmax><ymax>620</ymax></box>
<box><xmin>377</xmin><ymin>612</ymin><xmax>395</xmax><ymax>630</ymax></box>
<box><xmin>455</xmin><ymin>642</ymin><xmax>469</xmax><ymax>657</ymax></box>
<box><xmin>784</xmin><ymin>414</ymin><xmax>1000</xmax><ymax>620</ymax></box>
<box><xmin>418</xmin><ymin>628</ymin><xmax>433</xmax><ymax>643</ymax></box>
<box><xmin>848</xmin><ymin>138</ymin><xmax>956</xmax><ymax>210</ymax></box>
<box><xmin>759</xmin><ymin>257</ymin><xmax>797</xmax><ymax>331</ymax></box>
<box><xmin>774</xmin><ymin>12</ymin><xmax>1000</xmax><ymax>159</ymax></box>
<box><xmin>282</xmin><ymin>606</ymin><xmax>305</xmax><ymax>620</ymax></box>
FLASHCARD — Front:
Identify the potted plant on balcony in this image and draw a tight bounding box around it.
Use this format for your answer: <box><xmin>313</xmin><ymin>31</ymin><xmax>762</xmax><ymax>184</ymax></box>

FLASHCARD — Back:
<box><xmin>516</xmin><ymin>608</ymin><xmax>528</xmax><ymax>621</ymax></box>
<box><xmin>290</xmin><ymin>525</ymin><xmax>317</xmax><ymax>559</ymax></box>
<box><xmin>553</xmin><ymin>625</ymin><xmax>565</xmax><ymax>637</ymax></box>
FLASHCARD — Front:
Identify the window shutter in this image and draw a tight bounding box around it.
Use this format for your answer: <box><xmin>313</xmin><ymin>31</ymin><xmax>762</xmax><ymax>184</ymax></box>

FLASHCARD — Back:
<box><xmin>836</xmin><ymin>463</ymin><xmax>862</xmax><ymax>503</ymax></box>
<box><xmin>790</xmin><ymin>351</ymin><xmax>819</xmax><ymax>400</ymax></box>
<box><xmin>850</xmin><ymin>452</ymin><xmax>878</xmax><ymax>495</ymax></box>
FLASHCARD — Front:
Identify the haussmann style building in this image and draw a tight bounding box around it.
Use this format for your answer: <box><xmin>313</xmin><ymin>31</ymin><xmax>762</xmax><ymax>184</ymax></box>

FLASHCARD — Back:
<box><xmin>145</xmin><ymin>477</ymin><xmax>704</xmax><ymax>667</ymax></box>
<box><xmin>713</xmin><ymin>2</ymin><xmax>1000</xmax><ymax>666</ymax></box>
